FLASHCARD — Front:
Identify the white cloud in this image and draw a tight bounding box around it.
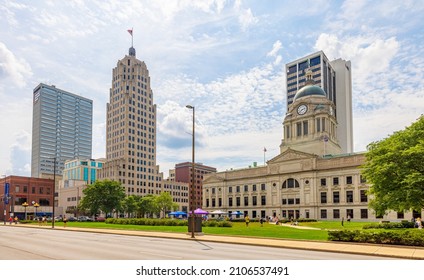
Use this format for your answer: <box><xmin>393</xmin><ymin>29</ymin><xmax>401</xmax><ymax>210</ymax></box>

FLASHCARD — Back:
<box><xmin>0</xmin><ymin>42</ymin><xmax>33</xmax><ymax>87</ymax></box>
<box><xmin>314</xmin><ymin>33</ymin><xmax>399</xmax><ymax>81</ymax></box>
<box><xmin>9</xmin><ymin>130</ymin><xmax>31</xmax><ymax>175</ymax></box>
<box><xmin>238</xmin><ymin>8</ymin><xmax>258</xmax><ymax>31</ymax></box>
<box><xmin>267</xmin><ymin>40</ymin><xmax>282</xmax><ymax>57</ymax></box>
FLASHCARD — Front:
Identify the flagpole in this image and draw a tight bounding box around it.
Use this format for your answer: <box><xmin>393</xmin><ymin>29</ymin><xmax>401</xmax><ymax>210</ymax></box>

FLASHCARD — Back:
<box><xmin>263</xmin><ymin>148</ymin><xmax>266</xmax><ymax>165</ymax></box>
<box><xmin>131</xmin><ymin>27</ymin><xmax>133</xmax><ymax>47</ymax></box>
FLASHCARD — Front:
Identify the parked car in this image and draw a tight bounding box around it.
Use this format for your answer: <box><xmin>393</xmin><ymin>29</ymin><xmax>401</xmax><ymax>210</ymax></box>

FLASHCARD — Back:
<box><xmin>95</xmin><ymin>217</ymin><xmax>106</xmax><ymax>222</ymax></box>
<box><xmin>77</xmin><ymin>216</ymin><xmax>93</xmax><ymax>222</ymax></box>
<box><xmin>67</xmin><ymin>216</ymin><xmax>78</xmax><ymax>222</ymax></box>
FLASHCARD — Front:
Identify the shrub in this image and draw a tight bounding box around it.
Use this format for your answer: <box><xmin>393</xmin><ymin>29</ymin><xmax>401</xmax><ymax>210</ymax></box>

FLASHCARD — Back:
<box><xmin>328</xmin><ymin>229</ymin><xmax>424</xmax><ymax>246</ymax></box>
<box><xmin>363</xmin><ymin>221</ymin><xmax>415</xmax><ymax>229</ymax></box>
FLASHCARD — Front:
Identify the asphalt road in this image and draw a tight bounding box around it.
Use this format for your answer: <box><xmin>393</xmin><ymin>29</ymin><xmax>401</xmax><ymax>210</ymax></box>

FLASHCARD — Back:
<box><xmin>0</xmin><ymin>226</ymin><xmax>393</xmax><ymax>260</ymax></box>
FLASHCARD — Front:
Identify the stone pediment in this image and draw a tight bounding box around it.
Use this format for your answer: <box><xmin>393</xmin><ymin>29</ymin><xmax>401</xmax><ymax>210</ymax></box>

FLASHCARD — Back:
<box><xmin>202</xmin><ymin>173</ymin><xmax>225</xmax><ymax>184</ymax></box>
<box><xmin>267</xmin><ymin>148</ymin><xmax>317</xmax><ymax>164</ymax></box>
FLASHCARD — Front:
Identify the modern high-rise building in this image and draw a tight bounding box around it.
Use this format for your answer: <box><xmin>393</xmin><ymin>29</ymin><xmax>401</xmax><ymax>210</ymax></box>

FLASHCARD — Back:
<box><xmin>31</xmin><ymin>83</ymin><xmax>93</xmax><ymax>178</ymax></box>
<box><xmin>285</xmin><ymin>51</ymin><xmax>353</xmax><ymax>153</ymax></box>
<box><xmin>99</xmin><ymin>45</ymin><xmax>164</xmax><ymax>196</ymax></box>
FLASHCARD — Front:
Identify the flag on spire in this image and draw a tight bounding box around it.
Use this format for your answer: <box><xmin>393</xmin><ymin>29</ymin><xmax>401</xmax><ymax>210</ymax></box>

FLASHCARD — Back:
<box><xmin>127</xmin><ymin>29</ymin><xmax>133</xmax><ymax>36</ymax></box>
<box><xmin>263</xmin><ymin>147</ymin><xmax>267</xmax><ymax>152</ymax></box>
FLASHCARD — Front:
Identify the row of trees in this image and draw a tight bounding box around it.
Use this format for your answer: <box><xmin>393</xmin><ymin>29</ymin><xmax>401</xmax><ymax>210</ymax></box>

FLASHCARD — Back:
<box><xmin>78</xmin><ymin>179</ymin><xmax>179</xmax><ymax>218</ymax></box>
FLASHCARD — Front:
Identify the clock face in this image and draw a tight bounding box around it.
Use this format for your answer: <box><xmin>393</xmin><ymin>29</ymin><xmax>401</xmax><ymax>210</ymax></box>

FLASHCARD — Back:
<box><xmin>297</xmin><ymin>104</ymin><xmax>308</xmax><ymax>115</ymax></box>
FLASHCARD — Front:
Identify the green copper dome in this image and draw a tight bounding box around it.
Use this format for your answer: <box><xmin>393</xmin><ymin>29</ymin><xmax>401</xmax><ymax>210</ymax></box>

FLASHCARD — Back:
<box><xmin>293</xmin><ymin>85</ymin><xmax>326</xmax><ymax>102</ymax></box>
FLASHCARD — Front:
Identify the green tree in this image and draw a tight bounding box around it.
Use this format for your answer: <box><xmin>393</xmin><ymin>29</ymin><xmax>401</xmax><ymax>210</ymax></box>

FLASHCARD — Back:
<box><xmin>122</xmin><ymin>195</ymin><xmax>138</xmax><ymax>218</ymax></box>
<box><xmin>138</xmin><ymin>195</ymin><xmax>158</xmax><ymax>218</ymax></box>
<box><xmin>362</xmin><ymin>116</ymin><xmax>424</xmax><ymax>215</ymax></box>
<box><xmin>79</xmin><ymin>179</ymin><xmax>126</xmax><ymax>217</ymax></box>
<box><xmin>155</xmin><ymin>192</ymin><xmax>179</xmax><ymax>218</ymax></box>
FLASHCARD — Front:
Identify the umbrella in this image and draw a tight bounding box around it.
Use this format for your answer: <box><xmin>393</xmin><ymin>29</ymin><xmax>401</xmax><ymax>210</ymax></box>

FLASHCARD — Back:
<box><xmin>231</xmin><ymin>211</ymin><xmax>244</xmax><ymax>215</ymax></box>
<box><xmin>210</xmin><ymin>210</ymin><xmax>227</xmax><ymax>215</ymax></box>
<box><xmin>189</xmin><ymin>208</ymin><xmax>209</xmax><ymax>215</ymax></box>
<box><xmin>169</xmin><ymin>211</ymin><xmax>187</xmax><ymax>216</ymax></box>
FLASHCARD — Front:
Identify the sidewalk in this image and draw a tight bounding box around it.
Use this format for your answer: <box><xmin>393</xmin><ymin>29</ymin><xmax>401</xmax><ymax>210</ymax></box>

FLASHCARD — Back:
<box><xmin>9</xmin><ymin>223</ymin><xmax>424</xmax><ymax>259</ymax></box>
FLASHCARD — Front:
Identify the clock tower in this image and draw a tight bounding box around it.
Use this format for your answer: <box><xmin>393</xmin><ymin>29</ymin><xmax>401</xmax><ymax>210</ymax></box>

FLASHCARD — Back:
<box><xmin>280</xmin><ymin>69</ymin><xmax>341</xmax><ymax>156</ymax></box>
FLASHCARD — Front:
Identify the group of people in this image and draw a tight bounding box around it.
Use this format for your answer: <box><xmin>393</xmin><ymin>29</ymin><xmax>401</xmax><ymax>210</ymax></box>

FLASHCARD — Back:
<box><xmin>7</xmin><ymin>217</ymin><xmax>18</xmax><ymax>224</ymax></box>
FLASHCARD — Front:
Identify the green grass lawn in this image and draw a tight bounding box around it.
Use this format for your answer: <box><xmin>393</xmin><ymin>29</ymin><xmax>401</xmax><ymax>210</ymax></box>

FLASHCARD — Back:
<box><xmin>53</xmin><ymin>220</ymin><xmax>330</xmax><ymax>241</ymax></box>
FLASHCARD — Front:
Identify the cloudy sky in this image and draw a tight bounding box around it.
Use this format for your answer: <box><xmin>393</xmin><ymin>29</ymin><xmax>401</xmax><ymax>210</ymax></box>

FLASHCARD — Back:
<box><xmin>1</xmin><ymin>0</ymin><xmax>423</xmax><ymax>177</ymax></box>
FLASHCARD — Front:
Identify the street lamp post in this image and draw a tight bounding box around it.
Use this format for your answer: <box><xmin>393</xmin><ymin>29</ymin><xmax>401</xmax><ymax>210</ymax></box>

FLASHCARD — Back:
<box><xmin>32</xmin><ymin>201</ymin><xmax>39</xmax><ymax>219</ymax></box>
<box><xmin>22</xmin><ymin>202</ymin><xmax>29</xmax><ymax>220</ymax></box>
<box><xmin>186</xmin><ymin>105</ymin><xmax>195</xmax><ymax>238</ymax></box>
<box><xmin>52</xmin><ymin>157</ymin><xmax>56</xmax><ymax>228</ymax></box>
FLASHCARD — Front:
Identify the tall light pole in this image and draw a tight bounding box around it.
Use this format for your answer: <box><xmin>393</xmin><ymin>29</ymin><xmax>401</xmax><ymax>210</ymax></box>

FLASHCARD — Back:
<box><xmin>186</xmin><ymin>105</ymin><xmax>195</xmax><ymax>238</ymax></box>
<box><xmin>2</xmin><ymin>175</ymin><xmax>7</xmax><ymax>225</ymax></box>
<box><xmin>52</xmin><ymin>157</ymin><xmax>56</xmax><ymax>228</ymax></box>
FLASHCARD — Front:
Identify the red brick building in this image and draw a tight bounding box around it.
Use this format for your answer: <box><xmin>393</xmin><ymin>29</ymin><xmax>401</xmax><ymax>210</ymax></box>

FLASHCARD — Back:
<box><xmin>174</xmin><ymin>162</ymin><xmax>216</xmax><ymax>209</ymax></box>
<box><xmin>1</xmin><ymin>175</ymin><xmax>54</xmax><ymax>221</ymax></box>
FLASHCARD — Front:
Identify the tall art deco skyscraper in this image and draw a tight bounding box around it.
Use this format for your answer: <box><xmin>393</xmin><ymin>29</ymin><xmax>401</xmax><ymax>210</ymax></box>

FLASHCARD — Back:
<box><xmin>99</xmin><ymin>39</ymin><xmax>164</xmax><ymax>196</ymax></box>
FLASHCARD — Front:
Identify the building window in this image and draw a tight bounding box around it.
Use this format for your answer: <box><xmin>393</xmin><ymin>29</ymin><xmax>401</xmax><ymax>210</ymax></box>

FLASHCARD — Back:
<box><xmin>360</xmin><ymin>209</ymin><xmax>368</xmax><ymax>219</ymax></box>
<box><xmin>360</xmin><ymin>190</ymin><xmax>367</xmax><ymax>202</ymax></box>
<box><xmin>212</xmin><ymin>188</ymin><xmax>215</xmax><ymax>194</ymax></box>
<box><xmin>346</xmin><ymin>191</ymin><xmax>353</xmax><ymax>203</ymax></box>
<box><xmin>346</xmin><ymin>209</ymin><xmax>354</xmax><ymax>219</ymax></box>
<box><xmin>211</xmin><ymin>198</ymin><xmax>215</xmax><ymax>207</ymax></box>
<box><xmin>333</xmin><ymin>191</ymin><xmax>340</xmax><ymax>203</ymax></box>
<box><xmin>228</xmin><ymin>197</ymin><xmax>233</xmax><ymax>207</ymax></box>
<box><xmin>333</xmin><ymin>177</ymin><xmax>339</xmax><ymax>185</ymax></box>
<box><xmin>295</xmin><ymin>198</ymin><xmax>300</xmax><ymax>204</ymax></box>
<box><xmin>244</xmin><ymin>185</ymin><xmax>248</xmax><ymax>192</ymax></box>
<box><xmin>346</xmin><ymin>176</ymin><xmax>353</xmax><ymax>185</ymax></box>
<box><xmin>288</xmin><ymin>198</ymin><xmax>295</xmax><ymax>205</ymax></box>
<box><xmin>261</xmin><ymin>195</ymin><xmax>266</xmax><ymax>206</ymax></box>
<box><xmin>282</xmin><ymin>199</ymin><xmax>287</xmax><ymax>205</ymax></box>
<box><xmin>285</xmin><ymin>125</ymin><xmax>291</xmax><ymax>139</ymax></box>
<box><xmin>244</xmin><ymin>197</ymin><xmax>249</xmax><ymax>206</ymax></box>
<box><xmin>296</xmin><ymin>122</ymin><xmax>302</xmax><ymax>137</ymax></box>
<box><xmin>236</xmin><ymin>197</ymin><xmax>240</xmax><ymax>207</ymax></box>
<box><xmin>218</xmin><ymin>198</ymin><xmax>222</xmax><ymax>207</ymax></box>
<box><xmin>397</xmin><ymin>212</ymin><xmax>404</xmax><ymax>219</ymax></box>
<box><xmin>252</xmin><ymin>184</ymin><xmax>257</xmax><ymax>192</ymax></box>
<box><xmin>333</xmin><ymin>209</ymin><xmax>340</xmax><ymax>219</ymax></box>
<box><xmin>303</xmin><ymin>121</ymin><xmax>308</xmax><ymax>135</ymax></box>
<box><xmin>229</xmin><ymin>186</ymin><xmax>232</xmax><ymax>193</ymax></box>
<box><xmin>320</xmin><ymin>192</ymin><xmax>327</xmax><ymax>204</ymax></box>
<box><xmin>320</xmin><ymin>209</ymin><xmax>327</xmax><ymax>219</ymax></box>
<box><xmin>261</xmin><ymin>184</ymin><xmax>266</xmax><ymax>191</ymax></box>
<box><xmin>236</xmin><ymin>186</ymin><xmax>240</xmax><ymax>193</ymax></box>
<box><xmin>282</xmin><ymin>178</ymin><xmax>300</xmax><ymax>188</ymax></box>
<box><xmin>252</xmin><ymin>196</ymin><xmax>257</xmax><ymax>206</ymax></box>
<box><xmin>320</xmin><ymin>178</ymin><xmax>326</xmax><ymax>186</ymax></box>
<box><xmin>316</xmin><ymin>118</ymin><xmax>321</xmax><ymax>132</ymax></box>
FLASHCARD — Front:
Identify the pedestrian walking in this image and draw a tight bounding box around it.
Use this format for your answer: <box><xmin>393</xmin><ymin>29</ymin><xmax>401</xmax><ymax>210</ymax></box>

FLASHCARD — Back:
<box><xmin>341</xmin><ymin>217</ymin><xmax>344</xmax><ymax>226</ymax></box>
<box><xmin>245</xmin><ymin>215</ymin><xmax>250</xmax><ymax>227</ymax></box>
<box><xmin>260</xmin><ymin>217</ymin><xmax>264</xmax><ymax>227</ymax></box>
<box><xmin>63</xmin><ymin>216</ymin><xmax>68</xmax><ymax>228</ymax></box>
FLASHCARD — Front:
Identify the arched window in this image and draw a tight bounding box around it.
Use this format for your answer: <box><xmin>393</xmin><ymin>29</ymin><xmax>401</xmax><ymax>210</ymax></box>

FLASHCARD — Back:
<box><xmin>282</xmin><ymin>178</ymin><xmax>300</xmax><ymax>188</ymax></box>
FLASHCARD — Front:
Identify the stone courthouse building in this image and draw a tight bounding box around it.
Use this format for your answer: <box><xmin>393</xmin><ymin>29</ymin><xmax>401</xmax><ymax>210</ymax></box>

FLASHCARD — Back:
<box><xmin>202</xmin><ymin>68</ymin><xmax>415</xmax><ymax>222</ymax></box>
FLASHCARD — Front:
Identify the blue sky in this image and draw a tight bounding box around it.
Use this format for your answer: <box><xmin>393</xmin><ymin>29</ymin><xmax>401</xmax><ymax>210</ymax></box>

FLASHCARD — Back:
<box><xmin>0</xmin><ymin>0</ymin><xmax>423</xmax><ymax>177</ymax></box>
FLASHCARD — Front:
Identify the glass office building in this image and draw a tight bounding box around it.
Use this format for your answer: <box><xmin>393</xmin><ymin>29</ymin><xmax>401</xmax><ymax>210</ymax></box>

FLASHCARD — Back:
<box><xmin>31</xmin><ymin>83</ymin><xmax>93</xmax><ymax>177</ymax></box>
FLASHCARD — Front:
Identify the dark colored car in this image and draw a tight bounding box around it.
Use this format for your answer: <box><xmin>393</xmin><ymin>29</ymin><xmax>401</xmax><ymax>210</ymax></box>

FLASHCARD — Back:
<box><xmin>95</xmin><ymin>217</ymin><xmax>106</xmax><ymax>222</ymax></box>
